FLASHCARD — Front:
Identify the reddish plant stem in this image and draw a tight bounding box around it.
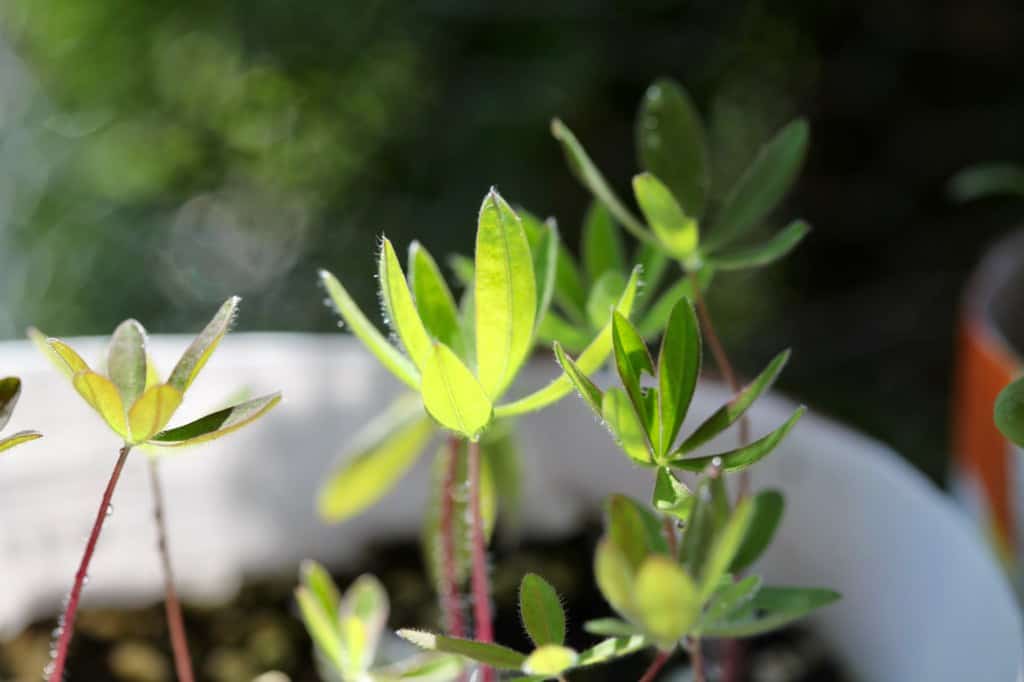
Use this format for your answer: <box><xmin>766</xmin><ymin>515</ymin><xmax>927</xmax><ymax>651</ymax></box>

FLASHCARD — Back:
<box><xmin>48</xmin><ymin>445</ymin><xmax>131</xmax><ymax>682</ymax></box>
<box><xmin>467</xmin><ymin>439</ymin><xmax>494</xmax><ymax>682</ymax></box>
<box><xmin>690</xmin><ymin>638</ymin><xmax>706</xmax><ymax>682</ymax></box>
<box><xmin>638</xmin><ymin>650</ymin><xmax>672</xmax><ymax>682</ymax></box>
<box><xmin>440</xmin><ymin>437</ymin><xmax>467</xmax><ymax>638</ymax></box>
<box><xmin>662</xmin><ymin>516</ymin><xmax>678</xmax><ymax>556</ymax></box>
<box><xmin>147</xmin><ymin>458</ymin><xmax>195</xmax><ymax>682</ymax></box>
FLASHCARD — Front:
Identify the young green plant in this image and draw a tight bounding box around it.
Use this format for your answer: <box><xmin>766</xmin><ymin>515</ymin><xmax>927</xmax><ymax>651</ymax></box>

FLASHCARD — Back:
<box><xmin>32</xmin><ymin>297</ymin><xmax>281</xmax><ymax>682</ymax></box>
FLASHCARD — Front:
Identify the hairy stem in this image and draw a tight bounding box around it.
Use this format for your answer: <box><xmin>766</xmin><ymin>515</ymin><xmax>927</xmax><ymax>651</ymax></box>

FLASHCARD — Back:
<box><xmin>147</xmin><ymin>458</ymin><xmax>195</xmax><ymax>682</ymax></box>
<box><xmin>48</xmin><ymin>445</ymin><xmax>132</xmax><ymax>682</ymax></box>
<box><xmin>638</xmin><ymin>650</ymin><xmax>672</xmax><ymax>682</ymax></box>
<box><xmin>467</xmin><ymin>439</ymin><xmax>494</xmax><ymax>682</ymax></box>
<box><xmin>440</xmin><ymin>437</ymin><xmax>467</xmax><ymax>638</ymax></box>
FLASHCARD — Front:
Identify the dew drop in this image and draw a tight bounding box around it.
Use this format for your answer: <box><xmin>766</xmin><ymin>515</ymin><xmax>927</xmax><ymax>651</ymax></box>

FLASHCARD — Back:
<box><xmin>105</xmin><ymin>503</ymin><xmax>114</xmax><ymax>517</ymax></box>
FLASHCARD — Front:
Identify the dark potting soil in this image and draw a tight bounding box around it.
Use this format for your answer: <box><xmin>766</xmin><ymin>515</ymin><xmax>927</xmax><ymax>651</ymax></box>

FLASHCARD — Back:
<box><xmin>1</xmin><ymin>530</ymin><xmax>850</xmax><ymax>682</ymax></box>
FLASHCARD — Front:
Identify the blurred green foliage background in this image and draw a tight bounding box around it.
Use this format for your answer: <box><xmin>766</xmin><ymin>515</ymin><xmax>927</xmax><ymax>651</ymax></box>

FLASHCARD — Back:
<box><xmin>2</xmin><ymin>0</ymin><xmax>1024</xmax><ymax>480</ymax></box>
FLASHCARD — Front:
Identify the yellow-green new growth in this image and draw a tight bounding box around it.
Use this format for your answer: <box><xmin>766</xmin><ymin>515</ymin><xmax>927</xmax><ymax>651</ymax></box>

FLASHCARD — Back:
<box><xmin>0</xmin><ymin>377</ymin><xmax>43</xmax><ymax>453</ymax></box>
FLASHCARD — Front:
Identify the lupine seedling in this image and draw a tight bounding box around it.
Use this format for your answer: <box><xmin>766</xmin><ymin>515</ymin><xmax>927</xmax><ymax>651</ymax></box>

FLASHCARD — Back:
<box><xmin>0</xmin><ymin>377</ymin><xmax>42</xmax><ymax>453</ymax></box>
<box><xmin>317</xmin><ymin>188</ymin><xmax>642</xmax><ymax>681</ymax></box>
<box><xmin>33</xmin><ymin>297</ymin><xmax>281</xmax><ymax>682</ymax></box>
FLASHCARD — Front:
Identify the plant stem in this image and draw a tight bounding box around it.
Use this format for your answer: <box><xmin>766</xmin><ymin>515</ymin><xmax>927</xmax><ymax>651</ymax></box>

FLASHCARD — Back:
<box><xmin>440</xmin><ymin>436</ymin><xmax>467</xmax><ymax>638</ymax></box>
<box><xmin>48</xmin><ymin>445</ymin><xmax>131</xmax><ymax>682</ymax></box>
<box><xmin>638</xmin><ymin>650</ymin><xmax>672</xmax><ymax>682</ymax></box>
<box><xmin>662</xmin><ymin>516</ymin><xmax>678</xmax><ymax>556</ymax></box>
<box><xmin>146</xmin><ymin>457</ymin><xmax>195</xmax><ymax>682</ymax></box>
<box><xmin>467</xmin><ymin>439</ymin><xmax>494</xmax><ymax>682</ymax></box>
<box><xmin>690</xmin><ymin>638</ymin><xmax>706</xmax><ymax>682</ymax></box>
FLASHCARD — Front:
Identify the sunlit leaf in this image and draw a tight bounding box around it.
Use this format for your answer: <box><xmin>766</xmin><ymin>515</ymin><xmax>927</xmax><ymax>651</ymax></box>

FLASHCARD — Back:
<box><xmin>611</xmin><ymin>312</ymin><xmax>655</xmax><ymax>427</ymax></box>
<box><xmin>0</xmin><ymin>377</ymin><xmax>22</xmax><ymax>431</ymax></box>
<box><xmin>168</xmin><ymin>296</ymin><xmax>238</xmax><ymax>393</ymax></box>
<box><xmin>553</xmin><ymin>342</ymin><xmax>604</xmax><ymax>415</ymax></box>
<box><xmin>380</xmin><ymin>237</ymin><xmax>435</xmax><ymax>371</ymax></box>
<box><xmin>707</xmin><ymin>220</ymin><xmax>810</xmax><ymax>271</ymax></box>
<box><xmin>108</xmin><ymin>319</ymin><xmax>148</xmax><ymax>407</ymax></box>
<box><xmin>655</xmin><ymin>299</ymin><xmax>701</xmax><ymax>457</ymax></box>
<box><xmin>73</xmin><ymin>371</ymin><xmax>128</xmax><ymax>438</ymax></box>
<box><xmin>48</xmin><ymin>339</ymin><xmax>91</xmax><ymax>376</ymax></box>
<box><xmin>0</xmin><ymin>430</ymin><xmax>43</xmax><ymax>453</ymax></box>
<box><xmin>28</xmin><ymin>328</ymin><xmax>76</xmax><ymax>378</ymax></box>
<box><xmin>670</xmin><ymin>407</ymin><xmax>805</xmax><ymax>472</ymax></box>
<box><xmin>730</xmin><ymin>491</ymin><xmax>785</xmax><ymax>573</ymax></box>
<box><xmin>296</xmin><ymin>586</ymin><xmax>344</xmax><ymax>672</ymax></box>
<box><xmin>637</xmin><ymin>78</ymin><xmax>709</xmax><ymax>218</ymax></box>
<box><xmin>522</xmin><ymin>645</ymin><xmax>578</xmax><ymax>676</ymax></box>
<box><xmin>300</xmin><ymin>560</ymin><xmax>340</xmax><ymax>621</ymax></box>
<box><xmin>699</xmin><ymin>497</ymin><xmax>755</xmax><ymax>599</ymax></box>
<box><xmin>582</xmin><ymin>201</ymin><xmax>626</xmax><ymax>284</ymax></box>
<box><xmin>520</xmin><ymin>210</ymin><xmax>560</xmax><ymax>327</ymax></box>
<box><xmin>678</xmin><ymin>349</ymin><xmax>789</xmax><ymax>454</ymax></box>
<box><xmin>551</xmin><ymin>118</ymin><xmax>651</xmax><ymax>241</ymax></box>
<box><xmin>602</xmin><ymin>388</ymin><xmax>653</xmax><ymax>465</ymax></box>
<box><xmin>633</xmin><ymin>173</ymin><xmax>699</xmax><ymax>260</ymax></box>
<box><xmin>576</xmin><ymin>635</ymin><xmax>649</xmax><ymax>667</ymax></box>
<box><xmin>634</xmin><ymin>555</ymin><xmax>699</xmax><ymax>647</ymax></box>
<box><xmin>149</xmin><ymin>392</ymin><xmax>281</xmax><ymax>447</ymax></box>
<box><xmin>408</xmin><ymin>241</ymin><xmax>460</xmax><ymax>348</ymax></box>
<box><xmin>318</xmin><ymin>396</ymin><xmax>434</xmax><ymax>522</ymax></box>
<box><xmin>127</xmin><ymin>384</ymin><xmax>182</xmax><ymax>443</ymax></box>
<box><xmin>320</xmin><ymin>269</ymin><xmax>420</xmax><ymax>390</ymax></box>
<box><xmin>995</xmin><ymin>376</ymin><xmax>1024</xmax><ymax>447</ymax></box>
<box><xmin>339</xmin><ymin>574</ymin><xmax>389</xmax><ymax>673</ymax></box>
<box><xmin>421</xmin><ymin>343</ymin><xmax>492</xmax><ymax>439</ymax></box>
<box><xmin>397</xmin><ymin>631</ymin><xmax>526</xmax><ymax>670</ymax></box>
<box><xmin>583</xmin><ymin>619</ymin><xmax>642</xmax><ymax>638</ymax></box>
<box><xmin>700</xmin><ymin>587</ymin><xmax>840</xmax><ymax>638</ymax></box>
<box><xmin>607</xmin><ymin>494</ymin><xmax>667</xmax><ymax>569</ymax></box>
<box><xmin>594</xmin><ymin>536</ymin><xmax>636</xmax><ymax>619</ymax></box>
<box><xmin>706</xmin><ymin>119</ymin><xmax>809</xmax><ymax>251</ymax></box>
<box><xmin>519</xmin><ymin>573</ymin><xmax>566</xmax><ymax>646</ymax></box>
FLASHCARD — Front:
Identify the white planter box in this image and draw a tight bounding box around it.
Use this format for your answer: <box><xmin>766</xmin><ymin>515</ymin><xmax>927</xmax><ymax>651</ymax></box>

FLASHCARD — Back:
<box><xmin>1</xmin><ymin>334</ymin><xmax>1020</xmax><ymax>680</ymax></box>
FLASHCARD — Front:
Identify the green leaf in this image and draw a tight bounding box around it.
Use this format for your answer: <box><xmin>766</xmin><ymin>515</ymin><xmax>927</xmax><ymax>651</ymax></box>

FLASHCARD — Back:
<box><xmin>320</xmin><ymin>269</ymin><xmax>420</xmax><ymax>390</ymax></box>
<box><xmin>149</xmin><ymin>392</ymin><xmax>281</xmax><ymax>447</ymax></box>
<box><xmin>700</xmin><ymin>587</ymin><xmax>840</xmax><ymax>638</ymax></box>
<box><xmin>519</xmin><ymin>573</ymin><xmax>566</xmax><ymax>646</ymax></box>
<box><xmin>380</xmin><ymin>237</ymin><xmax>435</xmax><ymax>371</ymax></box>
<box><xmin>670</xmin><ymin>407</ymin><xmax>805</xmax><ymax>472</ymax></box>
<box><xmin>706</xmin><ymin>119</ymin><xmax>809</xmax><ymax>251</ymax></box>
<box><xmin>583</xmin><ymin>619</ymin><xmax>642</xmax><ymax>638</ymax></box>
<box><xmin>0</xmin><ymin>377</ymin><xmax>22</xmax><ymax>431</ymax></box>
<box><xmin>611</xmin><ymin>312</ymin><xmax>655</xmax><ymax>428</ymax></box>
<box><xmin>602</xmin><ymin>388</ymin><xmax>653</xmax><ymax>465</ymax></box>
<box><xmin>606</xmin><ymin>494</ymin><xmax>667</xmax><ymax>569</ymax></box>
<box><xmin>700</xmin><ymin>575</ymin><xmax>762</xmax><ymax>629</ymax></box>
<box><xmin>408</xmin><ymin>241</ymin><xmax>460</xmax><ymax>348</ymax></box>
<box><xmin>107</xmin><ymin>319</ymin><xmax>148</xmax><ymax>408</ymax></box>
<box><xmin>582</xmin><ymin>201</ymin><xmax>626</xmax><ymax>283</ymax></box>
<box><xmin>730</xmin><ymin>491</ymin><xmax>785</xmax><ymax>573</ymax></box>
<box><xmin>651</xmin><ymin>467</ymin><xmax>693</xmax><ymax>520</ymax></box>
<box><xmin>475</xmin><ymin>189</ymin><xmax>537</xmax><ymax>398</ymax></box>
<box><xmin>677</xmin><ymin>349</ymin><xmax>789</xmax><ymax>454</ymax></box>
<box><xmin>448</xmin><ymin>253</ymin><xmax>475</xmax><ymax>288</ymax></box>
<box><xmin>127</xmin><ymin>384</ymin><xmax>182</xmax><ymax>444</ymax></box>
<box><xmin>948</xmin><ymin>162</ymin><xmax>1024</xmax><ymax>202</ymax></box>
<box><xmin>339</xmin><ymin>574</ymin><xmax>389</xmax><ymax>674</ymax></box>
<box><xmin>421</xmin><ymin>342</ymin><xmax>492</xmax><ymax>439</ymax></box>
<box><xmin>637</xmin><ymin>78</ymin><xmax>709</xmax><ymax>218</ymax></box>
<box><xmin>633</xmin><ymin>173</ymin><xmax>699</xmax><ymax>260</ymax></box>
<box><xmin>0</xmin><ymin>431</ymin><xmax>43</xmax><ymax>453</ymax></box>
<box><xmin>520</xmin><ymin>211</ymin><xmax>560</xmax><ymax>327</ymax></box>
<box><xmin>634</xmin><ymin>242</ymin><xmax>671</xmax><ymax>309</ymax></box>
<box><xmin>995</xmin><ymin>376</ymin><xmax>1024</xmax><ymax>447</ymax></box>
<box><xmin>586</xmin><ymin>270</ymin><xmax>628</xmax><ymax>330</ymax></box>
<box><xmin>73</xmin><ymin>371</ymin><xmax>128</xmax><ymax>438</ymax></box>
<box><xmin>47</xmin><ymin>339</ymin><xmax>92</xmax><ymax>376</ymax></box>
<box><xmin>576</xmin><ymin>635</ymin><xmax>649</xmax><ymax>667</ymax></box>
<box><xmin>553</xmin><ymin>342</ymin><xmax>604</xmax><ymax>415</ymax></box>
<box><xmin>28</xmin><ymin>328</ymin><xmax>74</xmax><ymax>378</ymax></box>
<box><xmin>522</xmin><ymin>645</ymin><xmax>578</xmax><ymax>676</ymax></box>
<box><xmin>168</xmin><ymin>297</ymin><xmax>238</xmax><ymax>394</ymax></box>
<box><xmin>495</xmin><ymin>266</ymin><xmax>642</xmax><ymax>418</ymax></box>
<box><xmin>634</xmin><ymin>555</ymin><xmax>699</xmax><ymax>648</ymax></box>
<box><xmin>637</xmin><ymin>268</ymin><xmax>714</xmax><ymax>339</ymax></box>
<box><xmin>679</xmin><ymin>480</ymin><xmax>714</xmax><ymax>574</ymax></box>
<box><xmin>536</xmin><ymin>313</ymin><xmax>592</xmax><ymax>354</ymax></box>
<box><xmin>594</xmin><ymin>536</ymin><xmax>636</xmax><ymax>618</ymax></box>
<box><xmin>551</xmin><ymin>118</ymin><xmax>650</xmax><ymax>241</ymax></box>
<box><xmin>317</xmin><ymin>396</ymin><xmax>434</xmax><ymax>522</ymax></box>
<box><xmin>397</xmin><ymin>631</ymin><xmax>526</xmax><ymax>670</ymax></box>
<box><xmin>553</xmin><ymin>243</ymin><xmax>588</xmax><ymax>323</ymax></box>
<box><xmin>655</xmin><ymin>299</ymin><xmax>701</xmax><ymax>457</ymax></box>
<box><xmin>707</xmin><ymin>220</ymin><xmax>810</xmax><ymax>271</ymax></box>
<box><xmin>296</xmin><ymin>586</ymin><xmax>344</xmax><ymax>672</ymax></box>
<box><xmin>699</xmin><ymin>497</ymin><xmax>755</xmax><ymax>599</ymax></box>
<box><xmin>299</xmin><ymin>560</ymin><xmax>340</xmax><ymax>621</ymax></box>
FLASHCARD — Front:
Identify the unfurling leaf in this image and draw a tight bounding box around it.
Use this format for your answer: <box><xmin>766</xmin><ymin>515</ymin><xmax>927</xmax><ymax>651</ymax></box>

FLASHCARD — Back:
<box><xmin>28</xmin><ymin>328</ymin><xmax>75</xmax><ymax>377</ymax></box>
<box><xmin>168</xmin><ymin>297</ymin><xmax>238</xmax><ymax>393</ymax></box>
<box><xmin>633</xmin><ymin>173</ymin><xmax>699</xmax><ymax>260</ymax></box>
<box><xmin>73</xmin><ymin>371</ymin><xmax>128</xmax><ymax>438</ymax></box>
<box><xmin>553</xmin><ymin>342</ymin><xmax>604</xmax><ymax>415</ymax></box>
<box><xmin>519</xmin><ymin>573</ymin><xmax>566</xmax><ymax>646</ymax></box>
<box><xmin>522</xmin><ymin>645</ymin><xmax>578</xmax><ymax>676</ymax></box>
<box><xmin>652</xmin><ymin>467</ymin><xmax>693</xmax><ymax>520</ymax></box>
<box><xmin>380</xmin><ymin>237</ymin><xmax>435</xmax><ymax>371</ymax></box>
<box><xmin>409</xmin><ymin>241</ymin><xmax>460</xmax><ymax>348</ymax></box>
<box><xmin>107</xmin><ymin>319</ymin><xmax>148</xmax><ymax>407</ymax></box>
<box><xmin>634</xmin><ymin>555</ymin><xmax>699</xmax><ymax>648</ymax></box>
<box><xmin>127</xmin><ymin>384</ymin><xmax>182</xmax><ymax>443</ymax></box>
<box><xmin>0</xmin><ymin>431</ymin><xmax>43</xmax><ymax>453</ymax></box>
<box><xmin>149</xmin><ymin>392</ymin><xmax>281</xmax><ymax>447</ymax></box>
<box><xmin>397</xmin><ymin>630</ymin><xmax>526</xmax><ymax>670</ymax></box>
<box><xmin>420</xmin><ymin>343</ymin><xmax>492</xmax><ymax>439</ymax></box>
<box><xmin>299</xmin><ymin>560</ymin><xmax>341</xmax><ymax>620</ymax></box>
<box><xmin>671</xmin><ymin>407</ymin><xmax>806</xmax><ymax>472</ymax></box>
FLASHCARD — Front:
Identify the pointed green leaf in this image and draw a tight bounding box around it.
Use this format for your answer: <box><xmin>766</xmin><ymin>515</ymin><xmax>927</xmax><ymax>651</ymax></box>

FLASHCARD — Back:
<box><xmin>577</xmin><ymin>635</ymin><xmax>649</xmax><ymax>667</ymax></box>
<box><xmin>586</xmin><ymin>270</ymin><xmax>628</xmax><ymax>330</ymax></box>
<box><xmin>149</xmin><ymin>392</ymin><xmax>281</xmax><ymax>447</ymax></box>
<box><xmin>553</xmin><ymin>243</ymin><xmax>588</xmax><ymax>323</ymax></box>
<box><xmin>397</xmin><ymin>631</ymin><xmax>526</xmax><ymax>670</ymax></box>
<box><xmin>448</xmin><ymin>253</ymin><xmax>475</xmax><ymax>288</ymax></box>
<box><xmin>607</xmin><ymin>494</ymin><xmax>667</xmax><ymax>568</ymax></box>
<box><xmin>708</xmin><ymin>220</ymin><xmax>810</xmax><ymax>271</ymax></box>
<box><xmin>520</xmin><ymin>210</ymin><xmax>560</xmax><ymax>327</ymax></box>
<box><xmin>380</xmin><ymin>237</ymin><xmax>435</xmax><ymax>371</ymax></box>
<box><xmin>634</xmin><ymin>555</ymin><xmax>700</xmax><ymax>647</ymax></box>
<box><xmin>582</xmin><ymin>201</ymin><xmax>626</xmax><ymax>283</ymax></box>
<box><xmin>700</xmin><ymin>587</ymin><xmax>840</xmax><ymax>638</ymax></box>
<box><xmin>553</xmin><ymin>342</ymin><xmax>604</xmax><ymax>415</ymax></box>
<box><xmin>519</xmin><ymin>573</ymin><xmax>566</xmax><ymax>646</ymax></box>
<box><xmin>522</xmin><ymin>645</ymin><xmax>578</xmax><ymax>676</ymax></box>
<box><xmin>594</xmin><ymin>536</ymin><xmax>636</xmax><ymax>618</ymax></box>
<box><xmin>611</xmin><ymin>312</ymin><xmax>655</xmax><ymax>429</ymax></box>
<box><xmin>637</xmin><ymin>268</ymin><xmax>714</xmax><ymax>339</ymax></box>
<box><xmin>536</xmin><ymin>312</ymin><xmax>592</xmax><ymax>353</ymax></box>
<box><xmin>108</xmin><ymin>319</ymin><xmax>148</xmax><ymax>407</ymax></box>
<box><xmin>127</xmin><ymin>384</ymin><xmax>182</xmax><ymax>444</ymax></box>
<box><xmin>680</xmin><ymin>480</ymin><xmax>714</xmax><ymax>574</ymax></box>
<box><xmin>656</xmin><ymin>299</ymin><xmax>701</xmax><ymax>457</ymax></box>
<box><xmin>475</xmin><ymin>189</ymin><xmax>537</xmax><ymax>398</ymax></box>
<box><xmin>0</xmin><ymin>431</ymin><xmax>43</xmax><ymax>453</ymax></box>
<box><xmin>320</xmin><ymin>269</ymin><xmax>420</xmax><ymax>390</ymax></box>
<box><xmin>300</xmin><ymin>560</ymin><xmax>340</xmax><ymax>621</ymax></box>
<box><xmin>28</xmin><ymin>328</ymin><xmax>75</xmax><ymax>378</ymax></box>
<box><xmin>730</xmin><ymin>490</ymin><xmax>785</xmax><ymax>573</ymax></box>
<box><xmin>583</xmin><ymin>619</ymin><xmax>642</xmax><ymax>638</ymax></box>
<box><xmin>318</xmin><ymin>396</ymin><xmax>434</xmax><ymax>522</ymax></box>
<box><xmin>602</xmin><ymin>388</ymin><xmax>653</xmax><ymax>465</ymax></box>
<box><xmin>168</xmin><ymin>297</ymin><xmax>238</xmax><ymax>393</ymax></box>
<box><xmin>699</xmin><ymin>497</ymin><xmax>755</xmax><ymax>599</ymax></box>
<box><xmin>409</xmin><ymin>241</ymin><xmax>460</xmax><ymax>348</ymax></box>
<box><xmin>296</xmin><ymin>586</ymin><xmax>344</xmax><ymax>671</ymax></box>
<box><xmin>671</xmin><ymin>407</ymin><xmax>805</xmax><ymax>472</ymax></box>
<box><xmin>633</xmin><ymin>173</ymin><xmax>699</xmax><ymax>260</ymax></box>
<box><xmin>996</xmin><ymin>376</ymin><xmax>1024</xmax><ymax>446</ymax></box>
<box><xmin>948</xmin><ymin>162</ymin><xmax>1024</xmax><ymax>202</ymax></box>
<box><xmin>47</xmin><ymin>339</ymin><xmax>91</xmax><ymax>376</ymax></box>
<box><xmin>495</xmin><ymin>266</ymin><xmax>642</xmax><ymax>418</ymax></box>
<box><xmin>637</xmin><ymin>78</ymin><xmax>709</xmax><ymax>218</ymax></box>
<box><xmin>421</xmin><ymin>342</ymin><xmax>492</xmax><ymax>439</ymax></box>
<box><xmin>551</xmin><ymin>118</ymin><xmax>651</xmax><ymax>241</ymax></box>
<box><xmin>700</xmin><ymin>575</ymin><xmax>762</xmax><ymax>630</ymax></box>
<box><xmin>0</xmin><ymin>377</ymin><xmax>22</xmax><ymax>431</ymax></box>
<box><xmin>73</xmin><ymin>371</ymin><xmax>128</xmax><ymax>438</ymax></box>
<box><xmin>678</xmin><ymin>350</ymin><xmax>790</xmax><ymax>454</ymax></box>
<box><xmin>652</xmin><ymin>467</ymin><xmax>693</xmax><ymax>520</ymax></box>
<box><xmin>706</xmin><ymin>119</ymin><xmax>809</xmax><ymax>251</ymax></box>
